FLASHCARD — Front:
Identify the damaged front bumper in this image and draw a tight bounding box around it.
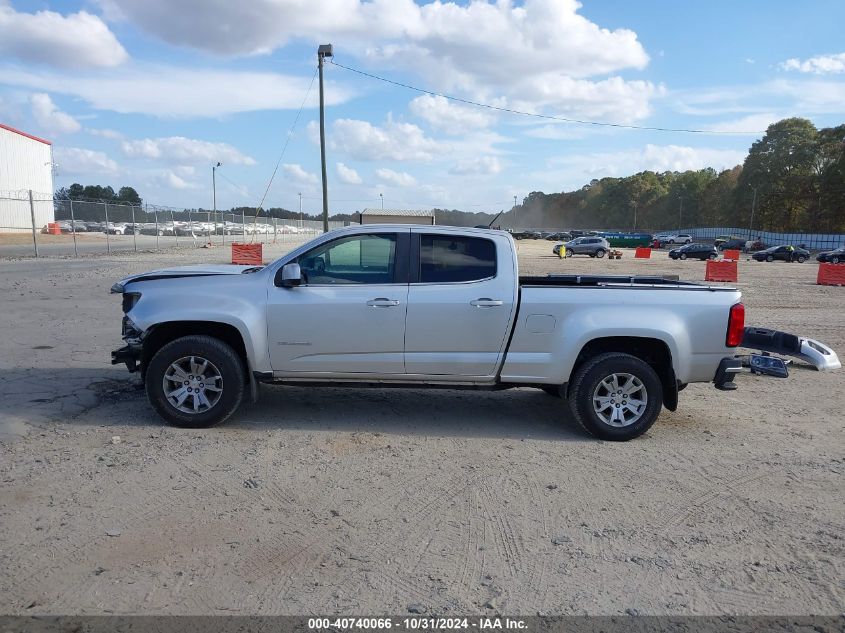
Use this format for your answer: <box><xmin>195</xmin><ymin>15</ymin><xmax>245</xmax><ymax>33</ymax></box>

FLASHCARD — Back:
<box><xmin>111</xmin><ymin>315</ymin><xmax>143</xmax><ymax>373</ymax></box>
<box><xmin>714</xmin><ymin>326</ymin><xmax>841</xmax><ymax>391</ymax></box>
<box><xmin>742</xmin><ymin>327</ymin><xmax>841</xmax><ymax>371</ymax></box>
<box><xmin>111</xmin><ymin>343</ymin><xmax>142</xmax><ymax>372</ymax></box>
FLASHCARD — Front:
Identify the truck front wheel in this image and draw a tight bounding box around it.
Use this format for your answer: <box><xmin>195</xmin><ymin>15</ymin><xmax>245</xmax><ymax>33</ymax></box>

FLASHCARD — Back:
<box><xmin>145</xmin><ymin>335</ymin><xmax>245</xmax><ymax>428</ymax></box>
<box><xmin>568</xmin><ymin>352</ymin><xmax>663</xmax><ymax>441</ymax></box>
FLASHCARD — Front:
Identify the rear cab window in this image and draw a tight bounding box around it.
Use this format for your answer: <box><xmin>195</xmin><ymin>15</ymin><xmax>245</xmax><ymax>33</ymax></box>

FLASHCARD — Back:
<box><xmin>419</xmin><ymin>234</ymin><xmax>497</xmax><ymax>283</ymax></box>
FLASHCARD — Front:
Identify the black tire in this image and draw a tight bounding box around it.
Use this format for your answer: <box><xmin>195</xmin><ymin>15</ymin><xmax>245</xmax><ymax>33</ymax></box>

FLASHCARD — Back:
<box><xmin>595</xmin><ymin>249</ymin><xmax>606</xmax><ymax>258</ymax></box>
<box><xmin>567</xmin><ymin>352</ymin><xmax>663</xmax><ymax>441</ymax></box>
<box><xmin>679</xmin><ymin>253</ymin><xmax>687</xmax><ymax>260</ymax></box>
<box><xmin>668</xmin><ymin>240</ymin><xmax>675</xmax><ymax>245</ymax></box>
<box><xmin>796</xmin><ymin>255</ymin><xmax>806</xmax><ymax>263</ymax></box>
<box><xmin>540</xmin><ymin>385</ymin><xmax>562</xmax><ymax>397</ymax></box>
<box><xmin>565</xmin><ymin>250</ymin><xmax>573</xmax><ymax>258</ymax></box>
<box><xmin>145</xmin><ymin>335</ymin><xmax>245</xmax><ymax>428</ymax></box>
<box><xmin>766</xmin><ymin>255</ymin><xmax>774</xmax><ymax>262</ymax></box>
<box><xmin>708</xmin><ymin>253</ymin><xmax>717</xmax><ymax>260</ymax></box>
<box><xmin>832</xmin><ymin>256</ymin><xmax>840</xmax><ymax>264</ymax></box>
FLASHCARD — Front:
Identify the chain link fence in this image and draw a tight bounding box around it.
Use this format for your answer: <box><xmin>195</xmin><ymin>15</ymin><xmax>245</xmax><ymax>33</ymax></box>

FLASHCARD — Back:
<box><xmin>0</xmin><ymin>191</ymin><xmax>349</xmax><ymax>258</ymax></box>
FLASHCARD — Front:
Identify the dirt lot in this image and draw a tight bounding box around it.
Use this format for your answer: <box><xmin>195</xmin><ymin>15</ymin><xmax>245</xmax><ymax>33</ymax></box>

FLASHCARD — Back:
<box><xmin>0</xmin><ymin>239</ymin><xmax>843</xmax><ymax>616</ymax></box>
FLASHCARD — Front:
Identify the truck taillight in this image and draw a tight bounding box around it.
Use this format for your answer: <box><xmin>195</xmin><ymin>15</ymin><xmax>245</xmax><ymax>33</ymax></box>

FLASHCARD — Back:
<box><xmin>726</xmin><ymin>302</ymin><xmax>745</xmax><ymax>347</ymax></box>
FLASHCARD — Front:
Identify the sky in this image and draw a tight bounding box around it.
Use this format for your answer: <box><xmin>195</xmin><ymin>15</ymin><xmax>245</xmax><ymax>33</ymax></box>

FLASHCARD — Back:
<box><xmin>1</xmin><ymin>0</ymin><xmax>844</xmax><ymax>215</ymax></box>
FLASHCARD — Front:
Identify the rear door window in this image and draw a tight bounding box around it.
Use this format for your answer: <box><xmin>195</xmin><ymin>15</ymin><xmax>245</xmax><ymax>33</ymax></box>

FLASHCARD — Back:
<box><xmin>419</xmin><ymin>235</ymin><xmax>496</xmax><ymax>283</ymax></box>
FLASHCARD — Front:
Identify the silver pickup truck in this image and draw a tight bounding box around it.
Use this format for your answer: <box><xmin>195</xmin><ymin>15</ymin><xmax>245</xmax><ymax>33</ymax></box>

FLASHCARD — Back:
<box><xmin>111</xmin><ymin>225</ymin><xmax>840</xmax><ymax>441</ymax></box>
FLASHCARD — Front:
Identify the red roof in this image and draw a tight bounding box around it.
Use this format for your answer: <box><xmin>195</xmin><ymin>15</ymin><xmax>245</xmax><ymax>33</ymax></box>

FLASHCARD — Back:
<box><xmin>0</xmin><ymin>123</ymin><xmax>52</xmax><ymax>146</ymax></box>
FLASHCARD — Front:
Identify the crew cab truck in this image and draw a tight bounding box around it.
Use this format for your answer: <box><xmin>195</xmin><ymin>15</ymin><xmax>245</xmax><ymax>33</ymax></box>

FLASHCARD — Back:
<box><xmin>110</xmin><ymin>225</ymin><xmax>831</xmax><ymax>441</ymax></box>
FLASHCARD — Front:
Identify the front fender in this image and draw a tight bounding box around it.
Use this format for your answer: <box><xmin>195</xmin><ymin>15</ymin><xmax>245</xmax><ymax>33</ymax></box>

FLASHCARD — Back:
<box><xmin>124</xmin><ymin>279</ymin><xmax>269</xmax><ymax>372</ymax></box>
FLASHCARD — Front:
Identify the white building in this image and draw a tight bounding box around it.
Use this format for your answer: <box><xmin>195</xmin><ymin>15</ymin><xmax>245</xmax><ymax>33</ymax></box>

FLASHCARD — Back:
<box><xmin>359</xmin><ymin>208</ymin><xmax>435</xmax><ymax>225</ymax></box>
<box><xmin>0</xmin><ymin>123</ymin><xmax>54</xmax><ymax>232</ymax></box>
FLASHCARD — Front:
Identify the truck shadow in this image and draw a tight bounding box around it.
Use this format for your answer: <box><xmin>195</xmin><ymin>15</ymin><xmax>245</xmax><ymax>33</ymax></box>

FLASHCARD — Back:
<box><xmin>234</xmin><ymin>383</ymin><xmax>589</xmax><ymax>441</ymax></box>
<box><xmin>0</xmin><ymin>368</ymin><xmax>588</xmax><ymax>441</ymax></box>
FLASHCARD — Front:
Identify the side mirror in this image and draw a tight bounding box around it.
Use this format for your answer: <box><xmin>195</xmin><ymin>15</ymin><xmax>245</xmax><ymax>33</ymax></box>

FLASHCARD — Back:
<box><xmin>749</xmin><ymin>354</ymin><xmax>789</xmax><ymax>378</ymax></box>
<box><xmin>280</xmin><ymin>263</ymin><xmax>302</xmax><ymax>288</ymax></box>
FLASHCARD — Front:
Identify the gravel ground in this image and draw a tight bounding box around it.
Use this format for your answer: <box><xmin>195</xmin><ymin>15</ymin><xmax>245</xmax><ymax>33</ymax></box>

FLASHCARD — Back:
<box><xmin>0</xmin><ymin>238</ymin><xmax>843</xmax><ymax>616</ymax></box>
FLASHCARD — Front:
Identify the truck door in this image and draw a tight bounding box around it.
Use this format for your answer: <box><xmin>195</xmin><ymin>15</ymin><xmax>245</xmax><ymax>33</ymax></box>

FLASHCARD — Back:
<box><xmin>267</xmin><ymin>230</ymin><xmax>409</xmax><ymax>375</ymax></box>
<box><xmin>404</xmin><ymin>231</ymin><xmax>517</xmax><ymax>377</ymax></box>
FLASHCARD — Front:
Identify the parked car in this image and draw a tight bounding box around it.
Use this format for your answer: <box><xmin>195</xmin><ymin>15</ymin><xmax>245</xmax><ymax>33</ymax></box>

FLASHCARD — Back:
<box><xmin>545</xmin><ymin>231</ymin><xmax>572</xmax><ymax>242</ymax></box>
<box><xmin>85</xmin><ymin>221</ymin><xmax>105</xmax><ymax>232</ymax></box>
<box><xmin>110</xmin><ymin>225</ymin><xmax>837</xmax><ymax>441</ymax></box>
<box><xmin>668</xmin><ymin>243</ymin><xmax>718</xmax><ymax>261</ymax></box>
<box><xmin>751</xmin><ymin>245</ymin><xmax>810</xmax><ymax>263</ymax></box>
<box><xmin>175</xmin><ymin>223</ymin><xmax>211</xmax><ymax>236</ymax></box>
<box><xmin>556</xmin><ymin>236</ymin><xmax>611</xmax><ymax>258</ymax></box>
<box><xmin>816</xmin><ymin>247</ymin><xmax>845</xmax><ymax>264</ymax></box>
<box><xmin>714</xmin><ymin>235</ymin><xmax>743</xmax><ymax>248</ymax></box>
<box><xmin>105</xmin><ymin>222</ymin><xmax>136</xmax><ymax>235</ymax></box>
<box><xmin>223</xmin><ymin>223</ymin><xmax>246</xmax><ymax>235</ymax></box>
<box><xmin>745</xmin><ymin>240</ymin><xmax>766</xmax><ymax>252</ymax></box>
<box><xmin>717</xmin><ymin>238</ymin><xmax>747</xmax><ymax>252</ymax></box>
<box><xmin>662</xmin><ymin>234</ymin><xmax>693</xmax><ymax>245</ymax></box>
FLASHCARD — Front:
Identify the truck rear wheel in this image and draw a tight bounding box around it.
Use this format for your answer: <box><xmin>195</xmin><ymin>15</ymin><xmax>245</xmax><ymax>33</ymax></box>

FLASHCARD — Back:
<box><xmin>145</xmin><ymin>335</ymin><xmax>245</xmax><ymax>428</ymax></box>
<box><xmin>567</xmin><ymin>352</ymin><xmax>663</xmax><ymax>441</ymax></box>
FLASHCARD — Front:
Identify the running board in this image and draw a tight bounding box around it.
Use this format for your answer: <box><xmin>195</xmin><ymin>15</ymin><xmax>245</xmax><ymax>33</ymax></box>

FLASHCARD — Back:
<box><xmin>742</xmin><ymin>327</ymin><xmax>841</xmax><ymax>371</ymax></box>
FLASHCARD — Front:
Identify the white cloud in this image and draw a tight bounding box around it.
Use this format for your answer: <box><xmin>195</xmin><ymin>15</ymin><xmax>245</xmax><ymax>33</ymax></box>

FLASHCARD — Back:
<box><xmin>781</xmin><ymin>53</ymin><xmax>845</xmax><ymax>75</ymax></box>
<box><xmin>551</xmin><ymin>144</ymin><xmax>745</xmax><ymax>179</ymax></box>
<box><xmin>330</xmin><ymin>116</ymin><xmax>446</xmax><ymax>162</ymax></box>
<box><xmin>336</xmin><ymin>162</ymin><xmax>362</xmax><ymax>185</ymax></box>
<box><xmin>173</xmin><ymin>165</ymin><xmax>195</xmax><ymax>178</ymax></box>
<box><xmin>523</xmin><ymin>123</ymin><xmax>595</xmax><ymax>140</ymax></box>
<box><xmin>409</xmin><ymin>95</ymin><xmax>496</xmax><ymax>134</ymax></box>
<box><xmin>53</xmin><ymin>147</ymin><xmax>119</xmax><ymax>175</ymax></box>
<box><xmin>672</xmin><ymin>79</ymin><xmax>845</xmax><ymax>120</ymax></box>
<box><xmin>0</xmin><ymin>5</ymin><xmax>127</xmax><ymax>69</ymax></box>
<box><xmin>282</xmin><ymin>163</ymin><xmax>318</xmax><ymax>185</ymax></box>
<box><xmin>375</xmin><ymin>168</ymin><xmax>416</xmax><ymax>187</ymax></box>
<box><xmin>120</xmin><ymin>136</ymin><xmax>255</xmax><ymax>165</ymax></box>
<box><xmin>702</xmin><ymin>113</ymin><xmax>781</xmax><ymax>135</ymax></box>
<box><xmin>96</xmin><ymin>0</ymin><xmax>654</xmax><ymax>122</ymax></box>
<box><xmin>30</xmin><ymin>93</ymin><xmax>81</xmax><ymax>134</ymax></box>
<box><xmin>450</xmin><ymin>156</ymin><xmax>503</xmax><ymax>176</ymax></box>
<box><xmin>162</xmin><ymin>170</ymin><xmax>195</xmax><ymax>189</ymax></box>
<box><xmin>0</xmin><ymin>65</ymin><xmax>353</xmax><ymax>118</ymax></box>
<box><xmin>87</xmin><ymin>128</ymin><xmax>124</xmax><ymax>140</ymax></box>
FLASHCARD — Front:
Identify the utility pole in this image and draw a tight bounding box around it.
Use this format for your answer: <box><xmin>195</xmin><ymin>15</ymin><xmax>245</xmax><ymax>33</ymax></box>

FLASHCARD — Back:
<box><xmin>632</xmin><ymin>202</ymin><xmax>638</xmax><ymax>231</ymax></box>
<box><xmin>678</xmin><ymin>197</ymin><xmax>684</xmax><ymax>230</ymax></box>
<box><xmin>380</xmin><ymin>192</ymin><xmax>384</xmax><ymax>210</ymax></box>
<box><xmin>513</xmin><ymin>195</ymin><xmax>518</xmax><ymax>228</ymax></box>
<box><xmin>213</xmin><ymin>162</ymin><xmax>221</xmax><ymax>242</ymax></box>
<box><xmin>318</xmin><ymin>44</ymin><xmax>333</xmax><ymax>233</ymax></box>
<box><xmin>299</xmin><ymin>192</ymin><xmax>303</xmax><ymax>227</ymax></box>
<box><xmin>749</xmin><ymin>186</ymin><xmax>758</xmax><ymax>235</ymax></box>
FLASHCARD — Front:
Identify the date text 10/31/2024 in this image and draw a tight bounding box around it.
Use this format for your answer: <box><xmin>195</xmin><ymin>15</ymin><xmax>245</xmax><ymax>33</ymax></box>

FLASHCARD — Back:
<box><xmin>307</xmin><ymin>617</ymin><xmax>528</xmax><ymax>630</ymax></box>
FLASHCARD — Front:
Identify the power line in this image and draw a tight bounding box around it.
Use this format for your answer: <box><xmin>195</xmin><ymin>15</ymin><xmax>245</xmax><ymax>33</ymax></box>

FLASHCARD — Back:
<box><xmin>330</xmin><ymin>59</ymin><xmax>770</xmax><ymax>135</ymax></box>
<box><xmin>254</xmin><ymin>67</ymin><xmax>318</xmax><ymax>214</ymax></box>
<box><xmin>215</xmin><ymin>171</ymin><xmax>253</xmax><ymax>199</ymax></box>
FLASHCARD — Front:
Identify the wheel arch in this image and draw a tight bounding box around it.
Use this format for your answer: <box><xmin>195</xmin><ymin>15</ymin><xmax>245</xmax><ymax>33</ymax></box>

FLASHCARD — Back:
<box><xmin>141</xmin><ymin>321</ymin><xmax>249</xmax><ymax>381</ymax></box>
<box><xmin>567</xmin><ymin>336</ymin><xmax>678</xmax><ymax>411</ymax></box>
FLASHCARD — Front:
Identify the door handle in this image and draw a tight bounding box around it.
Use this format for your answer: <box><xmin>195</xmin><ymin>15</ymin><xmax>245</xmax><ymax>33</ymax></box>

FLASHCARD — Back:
<box><xmin>366</xmin><ymin>298</ymin><xmax>400</xmax><ymax>307</ymax></box>
<box><xmin>470</xmin><ymin>298</ymin><xmax>503</xmax><ymax>307</ymax></box>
